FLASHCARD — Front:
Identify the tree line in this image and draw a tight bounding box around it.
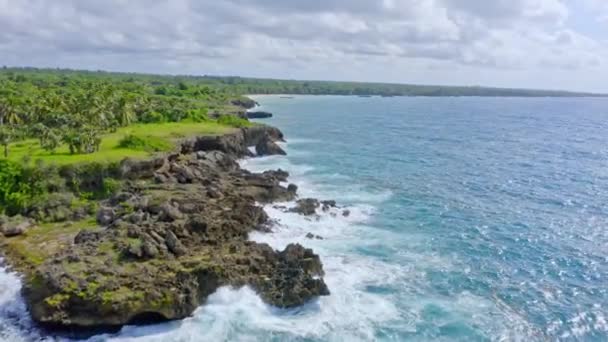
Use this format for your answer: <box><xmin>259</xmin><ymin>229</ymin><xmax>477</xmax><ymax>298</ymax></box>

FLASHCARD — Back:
<box><xmin>0</xmin><ymin>69</ymin><xmax>246</xmax><ymax>157</ymax></box>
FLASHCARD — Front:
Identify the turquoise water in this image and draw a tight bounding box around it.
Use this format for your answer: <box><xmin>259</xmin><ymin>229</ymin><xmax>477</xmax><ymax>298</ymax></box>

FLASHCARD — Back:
<box><xmin>244</xmin><ymin>95</ymin><xmax>608</xmax><ymax>341</ymax></box>
<box><xmin>1</xmin><ymin>95</ymin><xmax>608</xmax><ymax>341</ymax></box>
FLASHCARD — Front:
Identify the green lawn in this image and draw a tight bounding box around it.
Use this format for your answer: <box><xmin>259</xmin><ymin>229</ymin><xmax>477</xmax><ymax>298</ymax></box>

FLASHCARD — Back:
<box><xmin>6</xmin><ymin>122</ymin><xmax>236</xmax><ymax>165</ymax></box>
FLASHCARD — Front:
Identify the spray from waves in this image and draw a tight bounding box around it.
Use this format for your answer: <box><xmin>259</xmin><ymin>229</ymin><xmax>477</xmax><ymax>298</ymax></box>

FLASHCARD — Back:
<box><xmin>0</xmin><ymin>262</ymin><xmax>50</xmax><ymax>342</ymax></box>
<box><xmin>238</xmin><ymin>153</ymin><xmax>392</xmax><ymax>205</ymax></box>
<box><xmin>95</xmin><ymin>149</ymin><xmax>404</xmax><ymax>341</ymax></box>
<box><xmin>0</xmin><ymin>142</ymin><xmax>543</xmax><ymax>341</ymax></box>
<box><xmin>0</xmin><ymin>147</ymin><xmax>399</xmax><ymax>342</ymax></box>
<box><xmin>239</xmin><ymin>152</ymin><xmax>547</xmax><ymax>341</ymax></box>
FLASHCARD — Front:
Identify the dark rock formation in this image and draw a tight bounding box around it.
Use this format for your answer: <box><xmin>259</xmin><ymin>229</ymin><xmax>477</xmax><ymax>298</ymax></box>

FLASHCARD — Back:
<box><xmin>289</xmin><ymin>198</ymin><xmax>320</xmax><ymax>216</ymax></box>
<box><xmin>287</xmin><ymin>199</ymin><xmax>341</xmax><ymax>217</ymax></box>
<box><xmin>96</xmin><ymin>207</ymin><xmax>116</xmax><ymax>226</ymax></box>
<box><xmin>256</xmin><ymin>134</ymin><xmax>286</xmax><ymax>156</ymax></box>
<box><xmin>305</xmin><ymin>232</ymin><xmax>323</xmax><ymax>240</ymax></box>
<box><xmin>181</xmin><ymin>125</ymin><xmax>285</xmax><ymax>159</ymax></box>
<box><xmin>243</xmin><ymin>125</ymin><xmax>284</xmax><ymax>144</ymax></box>
<box><xmin>321</xmin><ymin>200</ymin><xmax>337</xmax><ymax>212</ymax></box>
<box><xmin>0</xmin><ymin>216</ymin><xmax>33</xmax><ymax>237</ymax></box>
<box><xmin>231</xmin><ymin>98</ymin><xmax>257</xmax><ymax>109</ymax></box>
<box><xmin>246</xmin><ymin>111</ymin><xmax>273</xmax><ymax>119</ymax></box>
<box><xmin>19</xmin><ymin>125</ymin><xmax>329</xmax><ymax>332</ymax></box>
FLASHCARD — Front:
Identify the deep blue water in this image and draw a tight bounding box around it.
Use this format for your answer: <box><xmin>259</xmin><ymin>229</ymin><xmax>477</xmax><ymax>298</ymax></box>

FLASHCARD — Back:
<box><xmin>245</xmin><ymin>95</ymin><xmax>608</xmax><ymax>341</ymax></box>
<box><xmin>1</xmin><ymin>95</ymin><xmax>608</xmax><ymax>341</ymax></box>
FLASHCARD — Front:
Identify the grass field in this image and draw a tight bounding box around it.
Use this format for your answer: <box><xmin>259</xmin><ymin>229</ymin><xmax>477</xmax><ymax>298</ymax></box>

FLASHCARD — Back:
<box><xmin>6</xmin><ymin>122</ymin><xmax>236</xmax><ymax>165</ymax></box>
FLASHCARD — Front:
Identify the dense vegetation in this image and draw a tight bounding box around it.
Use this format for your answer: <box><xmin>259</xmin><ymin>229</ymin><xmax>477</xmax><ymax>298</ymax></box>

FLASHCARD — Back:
<box><xmin>0</xmin><ymin>68</ymin><xmax>253</xmax><ymax>158</ymax></box>
<box><xmin>0</xmin><ymin>67</ymin><xmax>252</xmax><ymax>217</ymax></box>
<box><xmin>3</xmin><ymin>67</ymin><xmax>604</xmax><ymax>99</ymax></box>
<box><xmin>0</xmin><ymin>65</ymin><xmax>603</xmax><ymax>217</ymax></box>
<box><xmin>210</xmin><ymin>77</ymin><xmax>607</xmax><ymax>97</ymax></box>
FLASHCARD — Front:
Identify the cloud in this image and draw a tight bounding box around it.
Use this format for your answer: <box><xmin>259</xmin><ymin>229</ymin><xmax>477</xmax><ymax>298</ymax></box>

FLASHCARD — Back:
<box><xmin>0</xmin><ymin>0</ymin><xmax>605</xmax><ymax>90</ymax></box>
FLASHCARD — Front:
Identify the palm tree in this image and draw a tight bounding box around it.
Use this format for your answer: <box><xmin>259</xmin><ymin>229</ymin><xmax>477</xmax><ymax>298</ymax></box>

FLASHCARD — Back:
<box><xmin>116</xmin><ymin>94</ymin><xmax>136</xmax><ymax>126</ymax></box>
<box><xmin>0</xmin><ymin>125</ymin><xmax>14</xmax><ymax>157</ymax></box>
<box><xmin>0</xmin><ymin>95</ymin><xmax>21</xmax><ymax>126</ymax></box>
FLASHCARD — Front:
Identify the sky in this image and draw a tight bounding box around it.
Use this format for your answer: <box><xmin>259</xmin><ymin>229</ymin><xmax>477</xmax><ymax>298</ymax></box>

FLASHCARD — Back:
<box><xmin>0</xmin><ymin>0</ymin><xmax>607</xmax><ymax>92</ymax></box>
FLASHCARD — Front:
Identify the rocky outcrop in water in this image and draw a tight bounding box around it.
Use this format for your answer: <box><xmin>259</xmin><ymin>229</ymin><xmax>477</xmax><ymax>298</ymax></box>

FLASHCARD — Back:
<box><xmin>289</xmin><ymin>199</ymin><xmax>338</xmax><ymax>216</ymax></box>
<box><xmin>10</xmin><ymin>125</ymin><xmax>329</xmax><ymax>332</ymax></box>
<box><xmin>256</xmin><ymin>134</ymin><xmax>286</xmax><ymax>156</ymax></box>
<box><xmin>246</xmin><ymin>111</ymin><xmax>273</xmax><ymax>119</ymax></box>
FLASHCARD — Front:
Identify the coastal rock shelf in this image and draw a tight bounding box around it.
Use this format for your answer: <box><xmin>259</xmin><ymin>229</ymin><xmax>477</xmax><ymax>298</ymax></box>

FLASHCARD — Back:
<box><xmin>1</xmin><ymin>125</ymin><xmax>329</xmax><ymax>333</ymax></box>
<box><xmin>246</xmin><ymin>111</ymin><xmax>273</xmax><ymax>119</ymax></box>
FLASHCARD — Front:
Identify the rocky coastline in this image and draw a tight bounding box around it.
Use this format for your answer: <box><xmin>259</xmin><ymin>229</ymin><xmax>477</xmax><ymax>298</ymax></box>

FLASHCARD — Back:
<box><xmin>0</xmin><ymin>124</ymin><xmax>330</xmax><ymax>335</ymax></box>
<box><xmin>246</xmin><ymin>111</ymin><xmax>273</xmax><ymax>119</ymax></box>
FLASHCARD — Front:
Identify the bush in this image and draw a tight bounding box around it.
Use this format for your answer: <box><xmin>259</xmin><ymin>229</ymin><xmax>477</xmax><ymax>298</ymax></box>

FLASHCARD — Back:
<box><xmin>102</xmin><ymin>178</ymin><xmax>122</xmax><ymax>197</ymax></box>
<box><xmin>0</xmin><ymin>160</ymin><xmax>50</xmax><ymax>215</ymax></box>
<box><xmin>184</xmin><ymin>108</ymin><xmax>209</xmax><ymax>123</ymax></box>
<box><xmin>59</xmin><ymin>161</ymin><xmax>121</xmax><ymax>195</ymax></box>
<box><xmin>117</xmin><ymin>134</ymin><xmax>173</xmax><ymax>152</ymax></box>
<box><xmin>140</xmin><ymin>110</ymin><xmax>166</xmax><ymax>123</ymax></box>
<box><xmin>216</xmin><ymin>115</ymin><xmax>252</xmax><ymax>128</ymax></box>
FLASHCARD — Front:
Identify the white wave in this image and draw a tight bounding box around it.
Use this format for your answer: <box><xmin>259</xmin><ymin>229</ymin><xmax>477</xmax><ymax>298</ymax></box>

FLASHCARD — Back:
<box><xmin>0</xmin><ymin>262</ymin><xmax>49</xmax><ymax>342</ymax></box>
<box><xmin>283</xmin><ymin>138</ymin><xmax>322</xmax><ymax>145</ymax></box>
<box><xmin>105</xmin><ymin>279</ymin><xmax>399</xmax><ymax>342</ymax></box>
<box><xmin>0</xmin><ymin>136</ymin><xmax>401</xmax><ymax>342</ymax></box>
<box><xmin>238</xmin><ymin>156</ymin><xmax>315</xmax><ymax>177</ymax></box>
<box><xmin>238</xmin><ymin>154</ymin><xmax>392</xmax><ymax>205</ymax></box>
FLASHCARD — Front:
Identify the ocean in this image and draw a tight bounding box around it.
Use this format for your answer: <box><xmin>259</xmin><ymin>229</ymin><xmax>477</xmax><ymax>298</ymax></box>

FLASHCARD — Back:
<box><xmin>2</xmin><ymin>95</ymin><xmax>608</xmax><ymax>341</ymax></box>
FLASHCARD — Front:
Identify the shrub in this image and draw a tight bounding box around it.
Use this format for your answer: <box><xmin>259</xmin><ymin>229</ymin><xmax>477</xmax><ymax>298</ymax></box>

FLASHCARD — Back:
<box><xmin>59</xmin><ymin>162</ymin><xmax>121</xmax><ymax>195</ymax></box>
<box><xmin>0</xmin><ymin>160</ymin><xmax>50</xmax><ymax>215</ymax></box>
<box><xmin>102</xmin><ymin>178</ymin><xmax>122</xmax><ymax>197</ymax></box>
<box><xmin>184</xmin><ymin>108</ymin><xmax>209</xmax><ymax>123</ymax></box>
<box><xmin>140</xmin><ymin>110</ymin><xmax>166</xmax><ymax>123</ymax></box>
<box><xmin>117</xmin><ymin>134</ymin><xmax>173</xmax><ymax>152</ymax></box>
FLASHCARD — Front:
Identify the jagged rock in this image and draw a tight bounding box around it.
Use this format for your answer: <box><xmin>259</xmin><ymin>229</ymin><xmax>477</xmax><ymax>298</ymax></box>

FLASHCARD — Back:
<box><xmin>159</xmin><ymin>203</ymin><xmax>183</xmax><ymax>222</ymax></box>
<box><xmin>257</xmin><ymin>244</ymin><xmax>329</xmax><ymax>308</ymax></box>
<box><xmin>126</xmin><ymin>211</ymin><xmax>148</xmax><ymax>224</ymax></box>
<box><xmin>186</xmin><ymin>130</ymin><xmax>251</xmax><ymax>157</ymax></box>
<box><xmin>15</xmin><ymin>124</ymin><xmax>329</xmax><ymax>333</ymax></box>
<box><xmin>289</xmin><ymin>198</ymin><xmax>320</xmax><ymax>216</ymax></box>
<box><xmin>231</xmin><ymin>98</ymin><xmax>257</xmax><ymax>109</ymax></box>
<box><xmin>246</xmin><ymin>111</ymin><xmax>273</xmax><ymax>119</ymax></box>
<box><xmin>342</xmin><ymin>210</ymin><xmax>351</xmax><ymax>217</ymax></box>
<box><xmin>262</xmin><ymin>169</ymin><xmax>289</xmax><ymax>182</ymax></box>
<box><xmin>126</xmin><ymin>243</ymin><xmax>144</xmax><ymax>259</ymax></box>
<box><xmin>256</xmin><ymin>134</ymin><xmax>286</xmax><ymax>156</ymax></box>
<box><xmin>74</xmin><ymin>230</ymin><xmax>102</xmax><ymax>244</ymax></box>
<box><xmin>165</xmin><ymin>231</ymin><xmax>186</xmax><ymax>256</ymax></box>
<box><xmin>287</xmin><ymin>184</ymin><xmax>298</xmax><ymax>193</ymax></box>
<box><xmin>154</xmin><ymin>173</ymin><xmax>168</xmax><ymax>184</ymax></box>
<box><xmin>207</xmin><ymin>188</ymin><xmax>222</xmax><ymax>199</ymax></box>
<box><xmin>243</xmin><ymin>125</ymin><xmax>284</xmax><ymax>144</ymax></box>
<box><xmin>321</xmin><ymin>200</ymin><xmax>337</xmax><ymax>212</ymax></box>
<box><xmin>142</xmin><ymin>240</ymin><xmax>160</xmax><ymax>259</ymax></box>
<box><xmin>1</xmin><ymin>218</ymin><xmax>32</xmax><ymax>237</ymax></box>
<box><xmin>96</xmin><ymin>207</ymin><xmax>116</xmax><ymax>226</ymax></box>
<box><xmin>181</xmin><ymin>126</ymin><xmax>285</xmax><ymax>158</ymax></box>
<box><xmin>305</xmin><ymin>232</ymin><xmax>323</xmax><ymax>240</ymax></box>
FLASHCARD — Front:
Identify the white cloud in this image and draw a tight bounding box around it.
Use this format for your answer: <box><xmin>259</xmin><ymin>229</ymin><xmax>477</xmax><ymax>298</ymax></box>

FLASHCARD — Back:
<box><xmin>0</xmin><ymin>0</ymin><xmax>605</xmax><ymax>91</ymax></box>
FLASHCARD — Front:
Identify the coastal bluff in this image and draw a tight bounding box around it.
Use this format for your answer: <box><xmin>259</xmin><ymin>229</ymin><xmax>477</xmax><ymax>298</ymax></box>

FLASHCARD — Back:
<box><xmin>1</xmin><ymin>125</ymin><xmax>329</xmax><ymax>334</ymax></box>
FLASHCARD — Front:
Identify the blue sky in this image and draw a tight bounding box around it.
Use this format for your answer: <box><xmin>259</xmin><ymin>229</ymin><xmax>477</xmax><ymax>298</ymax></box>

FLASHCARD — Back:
<box><xmin>0</xmin><ymin>0</ymin><xmax>607</xmax><ymax>92</ymax></box>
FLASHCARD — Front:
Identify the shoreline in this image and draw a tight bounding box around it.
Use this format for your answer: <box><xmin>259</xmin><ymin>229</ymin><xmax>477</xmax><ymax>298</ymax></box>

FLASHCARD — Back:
<box><xmin>0</xmin><ymin>123</ymin><xmax>331</xmax><ymax>338</ymax></box>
